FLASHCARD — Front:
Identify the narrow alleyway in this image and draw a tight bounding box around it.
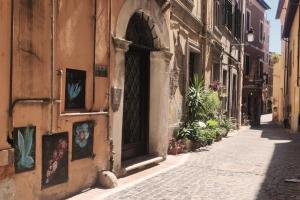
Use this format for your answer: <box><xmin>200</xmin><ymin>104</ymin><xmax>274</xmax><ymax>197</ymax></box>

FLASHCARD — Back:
<box><xmin>95</xmin><ymin>114</ymin><xmax>300</xmax><ymax>200</ymax></box>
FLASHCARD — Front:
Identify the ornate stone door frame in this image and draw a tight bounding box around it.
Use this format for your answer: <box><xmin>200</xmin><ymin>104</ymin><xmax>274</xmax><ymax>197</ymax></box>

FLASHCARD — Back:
<box><xmin>110</xmin><ymin>0</ymin><xmax>172</xmax><ymax>176</ymax></box>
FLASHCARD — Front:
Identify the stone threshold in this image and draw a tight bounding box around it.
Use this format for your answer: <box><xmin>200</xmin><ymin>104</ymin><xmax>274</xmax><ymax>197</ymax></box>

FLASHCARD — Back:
<box><xmin>121</xmin><ymin>155</ymin><xmax>164</xmax><ymax>176</ymax></box>
<box><xmin>67</xmin><ymin>154</ymin><xmax>189</xmax><ymax>200</ymax></box>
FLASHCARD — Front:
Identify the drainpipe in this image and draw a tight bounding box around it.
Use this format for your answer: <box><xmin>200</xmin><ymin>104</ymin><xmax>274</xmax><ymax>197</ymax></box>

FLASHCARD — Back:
<box><xmin>92</xmin><ymin>0</ymin><xmax>97</xmax><ymax>111</ymax></box>
<box><xmin>108</xmin><ymin>0</ymin><xmax>114</xmax><ymax>172</ymax></box>
<box><xmin>8</xmin><ymin>0</ymin><xmax>14</xmax><ymax>140</ymax></box>
<box><xmin>50</xmin><ymin>0</ymin><xmax>56</xmax><ymax>134</ymax></box>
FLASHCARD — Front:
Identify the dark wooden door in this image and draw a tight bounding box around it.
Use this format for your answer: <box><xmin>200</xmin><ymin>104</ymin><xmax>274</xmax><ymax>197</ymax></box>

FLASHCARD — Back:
<box><xmin>122</xmin><ymin>47</ymin><xmax>150</xmax><ymax>161</ymax></box>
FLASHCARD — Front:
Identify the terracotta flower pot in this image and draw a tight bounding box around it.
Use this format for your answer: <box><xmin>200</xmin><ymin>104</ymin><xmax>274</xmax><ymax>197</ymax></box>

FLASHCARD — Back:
<box><xmin>184</xmin><ymin>139</ymin><xmax>193</xmax><ymax>152</ymax></box>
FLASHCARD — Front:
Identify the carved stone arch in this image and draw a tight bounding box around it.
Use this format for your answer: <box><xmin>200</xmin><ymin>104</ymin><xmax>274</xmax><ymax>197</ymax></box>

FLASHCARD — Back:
<box><xmin>115</xmin><ymin>0</ymin><xmax>170</xmax><ymax>50</ymax></box>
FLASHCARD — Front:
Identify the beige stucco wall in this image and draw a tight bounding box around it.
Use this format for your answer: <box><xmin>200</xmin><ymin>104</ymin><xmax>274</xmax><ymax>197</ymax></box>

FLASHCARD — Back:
<box><xmin>272</xmin><ymin>55</ymin><xmax>284</xmax><ymax>123</ymax></box>
<box><xmin>286</xmin><ymin>7</ymin><xmax>300</xmax><ymax>132</ymax></box>
<box><xmin>0</xmin><ymin>1</ymin><xmax>15</xmax><ymax>199</ymax></box>
<box><xmin>168</xmin><ymin>0</ymin><xmax>204</xmax><ymax>136</ymax></box>
<box><xmin>0</xmin><ymin>1</ymin><xmax>110</xmax><ymax>199</ymax></box>
<box><xmin>0</xmin><ymin>0</ymin><xmax>12</xmax><ymax>150</ymax></box>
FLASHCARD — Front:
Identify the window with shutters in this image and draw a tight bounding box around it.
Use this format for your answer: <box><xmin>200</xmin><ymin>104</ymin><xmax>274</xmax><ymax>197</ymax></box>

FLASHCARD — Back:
<box><xmin>244</xmin><ymin>55</ymin><xmax>250</xmax><ymax>75</ymax></box>
<box><xmin>259</xmin><ymin>61</ymin><xmax>264</xmax><ymax>79</ymax></box>
<box><xmin>234</xmin><ymin>4</ymin><xmax>241</xmax><ymax>39</ymax></box>
<box><xmin>246</xmin><ymin>9</ymin><xmax>251</xmax><ymax>31</ymax></box>
<box><xmin>214</xmin><ymin>0</ymin><xmax>220</xmax><ymax>28</ymax></box>
<box><xmin>224</xmin><ymin>0</ymin><xmax>233</xmax><ymax>31</ymax></box>
<box><xmin>259</xmin><ymin>21</ymin><xmax>264</xmax><ymax>43</ymax></box>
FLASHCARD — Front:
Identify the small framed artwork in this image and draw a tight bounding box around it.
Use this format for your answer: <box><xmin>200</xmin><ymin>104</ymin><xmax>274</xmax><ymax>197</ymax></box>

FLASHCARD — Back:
<box><xmin>13</xmin><ymin>126</ymin><xmax>36</xmax><ymax>173</ymax></box>
<box><xmin>65</xmin><ymin>68</ymin><xmax>86</xmax><ymax>110</ymax></box>
<box><xmin>42</xmin><ymin>132</ymin><xmax>68</xmax><ymax>188</ymax></box>
<box><xmin>72</xmin><ymin>121</ymin><xmax>94</xmax><ymax>160</ymax></box>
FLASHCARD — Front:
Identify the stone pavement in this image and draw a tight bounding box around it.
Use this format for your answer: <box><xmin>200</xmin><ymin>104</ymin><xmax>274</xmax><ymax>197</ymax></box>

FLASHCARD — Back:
<box><xmin>75</xmin><ymin>114</ymin><xmax>300</xmax><ymax>200</ymax></box>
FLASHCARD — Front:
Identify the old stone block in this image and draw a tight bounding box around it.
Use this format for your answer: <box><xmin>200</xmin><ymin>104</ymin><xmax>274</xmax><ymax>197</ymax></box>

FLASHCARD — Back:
<box><xmin>98</xmin><ymin>171</ymin><xmax>118</xmax><ymax>189</ymax></box>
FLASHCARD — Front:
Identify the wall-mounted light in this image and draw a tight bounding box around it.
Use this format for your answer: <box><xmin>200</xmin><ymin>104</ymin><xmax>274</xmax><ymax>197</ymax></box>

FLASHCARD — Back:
<box><xmin>247</xmin><ymin>28</ymin><xmax>255</xmax><ymax>43</ymax></box>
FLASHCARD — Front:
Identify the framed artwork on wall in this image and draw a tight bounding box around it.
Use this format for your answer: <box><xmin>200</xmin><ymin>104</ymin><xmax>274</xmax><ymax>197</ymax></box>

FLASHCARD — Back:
<box><xmin>72</xmin><ymin>121</ymin><xmax>94</xmax><ymax>160</ymax></box>
<box><xmin>13</xmin><ymin>126</ymin><xmax>36</xmax><ymax>173</ymax></box>
<box><xmin>42</xmin><ymin>132</ymin><xmax>68</xmax><ymax>188</ymax></box>
<box><xmin>65</xmin><ymin>68</ymin><xmax>86</xmax><ymax>110</ymax></box>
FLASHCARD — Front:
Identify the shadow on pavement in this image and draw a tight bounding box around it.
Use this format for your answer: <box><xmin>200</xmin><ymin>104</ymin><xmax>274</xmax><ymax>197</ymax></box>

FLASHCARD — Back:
<box><xmin>254</xmin><ymin>118</ymin><xmax>300</xmax><ymax>200</ymax></box>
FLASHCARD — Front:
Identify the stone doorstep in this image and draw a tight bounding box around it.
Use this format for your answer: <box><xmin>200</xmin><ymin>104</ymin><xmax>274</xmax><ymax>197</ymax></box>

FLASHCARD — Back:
<box><xmin>67</xmin><ymin>154</ymin><xmax>189</xmax><ymax>200</ymax></box>
<box><xmin>121</xmin><ymin>155</ymin><xmax>164</xmax><ymax>176</ymax></box>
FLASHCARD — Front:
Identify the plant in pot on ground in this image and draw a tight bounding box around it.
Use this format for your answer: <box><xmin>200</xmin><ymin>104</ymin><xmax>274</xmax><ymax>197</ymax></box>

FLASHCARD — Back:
<box><xmin>220</xmin><ymin>116</ymin><xmax>235</xmax><ymax>137</ymax></box>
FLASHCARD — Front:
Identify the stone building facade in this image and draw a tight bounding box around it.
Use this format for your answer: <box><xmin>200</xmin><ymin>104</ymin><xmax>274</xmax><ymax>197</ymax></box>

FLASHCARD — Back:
<box><xmin>262</xmin><ymin>20</ymin><xmax>272</xmax><ymax>114</ymax></box>
<box><xmin>205</xmin><ymin>0</ymin><xmax>246</xmax><ymax>126</ymax></box>
<box><xmin>272</xmin><ymin>53</ymin><xmax>284</xmax><ymax>123</ymax></box>
<box><xmin>168</xmin><ymin>0</ymin><xmax>205</xmax><ymax>141</ymax></box>
<box><xmin>0</xmin><ymin>0</ymin><xmax>110</xmax><ymax>199</ymax></box>
<box><xmin>0</xmin><ymin>0</ymin><xmax>248</xmax><ymax>199</ymax></box>
<box><xmin>242</xmin><ymin>0</ymin><xmax>270</xmax><ymax>126</ymax></box>
<box><xmin>276</xmin><ymin>0</ymin><xmax>300</xmax><ymax>132</ymax></box>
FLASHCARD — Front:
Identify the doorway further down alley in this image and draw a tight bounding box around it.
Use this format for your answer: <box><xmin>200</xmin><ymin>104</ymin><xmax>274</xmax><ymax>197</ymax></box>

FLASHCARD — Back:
<box><xmin>71</xmin><ymin>114</ymin><xmax>300</xmax><ymax>200</ymax></box>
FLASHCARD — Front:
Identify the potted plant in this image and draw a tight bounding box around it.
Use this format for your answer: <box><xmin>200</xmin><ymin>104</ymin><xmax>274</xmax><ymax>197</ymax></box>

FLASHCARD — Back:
<box><xmin>220</xmin><ymin>117</ymin><xmax>234</xmax><ymax>137</ymax></box>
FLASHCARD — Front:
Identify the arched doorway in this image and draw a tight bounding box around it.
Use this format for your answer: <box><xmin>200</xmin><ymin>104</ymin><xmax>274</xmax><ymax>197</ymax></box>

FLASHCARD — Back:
<box><xmin>122</xmin><ymin>12</ymin><xmax>155</xmax><ymax>160</ymax></box>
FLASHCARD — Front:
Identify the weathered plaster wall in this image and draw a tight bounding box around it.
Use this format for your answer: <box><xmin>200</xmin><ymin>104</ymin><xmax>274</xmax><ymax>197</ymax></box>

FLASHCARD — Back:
<box><xmin>287</xmin><ymin>7</ymin><xmax>299</xmax><ymax>132</ymax></box>
<box><xmin>168</xmin><ymin>1</ymin><xmax>204</xmax><ymax>137</ymax></box>
<box><xmin>10</xmin><ymin>1</ymin><xmax>110</xmax><ymax>199</ymax></box>
<box><xmin>272</xmin><ymin>55</ymin><xmax>284</xmax><ymax>123</ymax></box>
<box><xmin>0</xmin><ymin>0</ymin><xmax>12</xmax><ymax>150</ymax></box>
<box><xmin>0</xmin><ymin>1</ymin><xmax>15</xmax><ymax>199</ymax></box>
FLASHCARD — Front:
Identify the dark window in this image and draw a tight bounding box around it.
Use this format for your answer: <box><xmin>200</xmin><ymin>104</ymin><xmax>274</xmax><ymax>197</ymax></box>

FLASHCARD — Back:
<box><xmin>189</xmin><ymin>52</ymin><xmax>196</xmax><ymax>86</ymax></box>
<box><xmin>244</xmin><ymin>55</ymin><xmax>250</xmax><ymax>75</ymax></box>
<box><xmin>264</xmin><ymin>74</ymin><xmax>269</xmax><ymax>84</ymax></box>
<box><xmin>214</xmin><ymin>1</ymin><xmax>220</xmax><ymax>27</ymax></box>
<box><xmin>234</xmin><ymin>5</ymin><xmax>241</xmax><ymax>39</ymax></box>
<box><xmin>246</xmin><ymin>10</ymin><xmax>251</xmax><ymax>31</ymax></box>
<box><xmin>259</xmin><ymin>61</ymin><xmax>264</xmax><ymax>79</ymax></box>
<box><xmin>225</xmin><ymin>0</ymin><xmax>233</xmax><ymax>31</ymax></box>
<box><xmin>65</xmin><ymin>68</ymin><xmax>86</xmax><ymax>110</ymax></box>
<box><xmin>222</xmin><ymin>70</ymin><xmax>228</xmax><ymax>110</ymax></box>
<box><xmin>213</xmin><ymin>63</ymin><xmax>220</xmax><ymax>81</ymax></box>
<box><xmin>231</xmin><ymin>74</ymin><xmax>237</xmax><ymax>117</ymax></box>
<box><xmin>259</xmin><ymin>22</ymin><xmax>264</xmax><ymax>42</ymax></box>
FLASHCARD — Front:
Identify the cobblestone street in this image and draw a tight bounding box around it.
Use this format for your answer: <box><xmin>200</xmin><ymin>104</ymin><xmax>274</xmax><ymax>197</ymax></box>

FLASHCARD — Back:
<box><xmin>100</xmin><ymin>114</ymin><xmax>300</xmax><ymax>200</ymax></box>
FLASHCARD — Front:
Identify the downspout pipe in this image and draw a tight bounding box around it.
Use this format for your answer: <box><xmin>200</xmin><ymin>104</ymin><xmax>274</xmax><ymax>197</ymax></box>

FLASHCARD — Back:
<box><xmin>50</xmin><ymin>0</ymin><xmax>56</xmax><ymax>134</ymax></box>
<box><xmin>92</xmin><ymin>0</ymin><xmax>97</xmax><ymax>111</ymax></box>
<box><xmin>108</xmin><ymin>0</ymin><xmax>114</xmax><ymax>172</ymax></box>
<box><xmin>8</xmin><ymin>0</ymin><xmax>14</xmax><ymax>140</ymax></box>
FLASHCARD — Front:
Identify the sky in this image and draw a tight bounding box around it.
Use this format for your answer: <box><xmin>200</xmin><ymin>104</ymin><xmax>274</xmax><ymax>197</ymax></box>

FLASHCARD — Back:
<box><xmin>265</xmin><ymin>0</ymin><xmax>281</xmax><ymax>53</ymax></box>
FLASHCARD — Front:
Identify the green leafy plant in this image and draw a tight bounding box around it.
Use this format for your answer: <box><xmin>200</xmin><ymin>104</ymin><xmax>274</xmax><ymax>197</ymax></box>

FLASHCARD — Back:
<box><xmin>207</xmin><ymin>119</ymin><xmax>219</xmax><ymax>129</ymax></box>
<box><xmin>186</xmin><ymin>76</ymin><xmax>221</xmax><ymax>122</ymax></box>
<box><xmin>220</xmin><ymin>116</ymin><xmax>235</xmax><ymax>132</ymax></box>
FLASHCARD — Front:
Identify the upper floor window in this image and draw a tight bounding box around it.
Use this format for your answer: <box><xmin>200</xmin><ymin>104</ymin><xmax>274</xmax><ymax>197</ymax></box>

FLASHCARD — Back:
<box><xmin>246</xmin><ymin>9</ymin><xmax>251</xmax><ymax>31</ymax></box>
<box><xmin>244</xmin><ymin>55</ymin><xmax>250</xmax><ymax>75</ymax></box>
<box><xmin>234</xmin><ymin>4</ymin><xmax>242</xmax><ymax>39</ymax></box>
<box><xmin>65</xmin><ymin>68</ymin><xmax>86</xmax><ymax>110</ymax></box>
<box><xmin>259</xmin><ymin>61</ymin><xmax>264</xmax><ymax>79</ymax></box>
<box><xmin>214</xmin><ymin>0</ymin><xmax>220</xmax><ymax>28</ymax></box>
<box><xmin>259</xmin><ymin>21</ymin><xmax>264</xmax><ymax>43</ymax></box>
<box><xmin>225</xmin><ymin>0</ymin><xmax>233</xmax><ymax>31</ymax></box>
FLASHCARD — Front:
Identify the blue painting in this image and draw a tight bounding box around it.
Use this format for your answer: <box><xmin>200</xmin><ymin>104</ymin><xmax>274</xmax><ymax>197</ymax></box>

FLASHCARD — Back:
<box><xmin>65</xmin><ymin>68</ymin><xmax>86</xmax><ymax>109</ymax></box>
<box><xmin>13</xmin><ymin>126</ymin><xmax>36</xmax><ymax>173</ymax></box>
<box><xmin>72</xmin><ymin>121</ymin><xmax>94</xmax><ymax>160</ymax></box>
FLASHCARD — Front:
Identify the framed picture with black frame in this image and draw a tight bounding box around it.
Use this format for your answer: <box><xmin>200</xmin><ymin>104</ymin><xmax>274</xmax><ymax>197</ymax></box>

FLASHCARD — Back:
<box><xmin>72</xmin><ymin>121</ymin><xmax>94</xmax><ymax>161</ymax></box>
<box><xmin>65</xmin><ymin>68</ymin><xmax>86</xmax><ymax>110</ymax></box>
